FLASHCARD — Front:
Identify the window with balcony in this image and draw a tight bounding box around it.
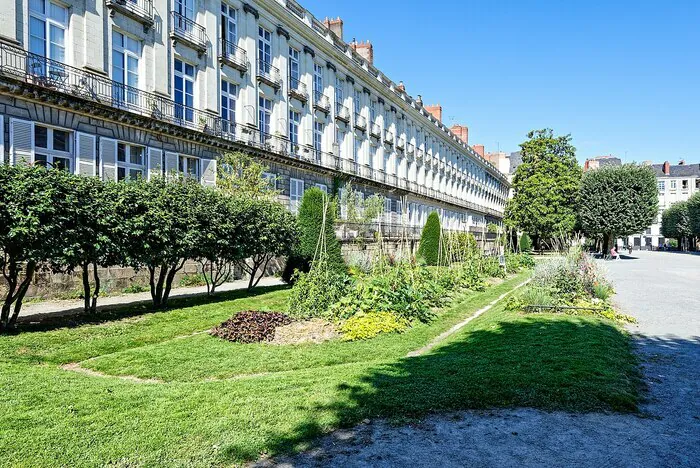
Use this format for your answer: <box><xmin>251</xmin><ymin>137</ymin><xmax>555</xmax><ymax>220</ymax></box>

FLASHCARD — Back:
<box><xmin>179</xmin><ymin>155</ymin><xmax>199</xmax><ymax>180</ymax></box>
<box><xmin>220</xmin><ymin>80</ymin><xmax>238</xmax><ymax>135</ymax></box>
<box><xmin>354</xmin><ymin>136</ymin><xmax>362</xmax><ymax>164</ymax></box>
<box><xmin>336</xmin><ymin>128</ymin><xmax>345</xmax><ymax>158</ymax></box>
<box><xmin>221</xmin><ymin>3</ymin><xmax>237</xmax><ymax>45</ymax></box>
<box><xmin>289</xmin><ymin>110</ymin><xmax>301</xmax><ymax>152</ymax></box>
<box><xmin>117</xmin><ymin>143</ymin><xmax>145</xmax><ymax>181</ymax></box>
<box><xmin>29</xmin><ymin>0</ymin><xmax>68</xmax><ymax>77</ymax></box>
<box><xmin>34</xmin><ymin>124</ymin><xmax>72</xmax><ymax>171</ymax></box>
<box><xmin>314</xmin><ymin>121</ymin><xmax>323</xmax><ymax>155</ymax></box>
<box><xmin>112</xmin><ymin>31</ymin><xmax>141</xmax><ymax>107</ymax></box>
<box><xmin>175</xmin><ymin>0</ymin><xmax>194</xmax><ymax>20</ymax></box>
<box><xmin>258</xmin><ymin>27</ymin><xmax>272</xmax><ymax>72</ymax></box>
<box><xmin>335</xmin><ymin>77</ymin><xmax>345</xmax><ymax>116</ymax></box>
<box><xmin>289</xmin><ymin>47</ymin><xmax>300</xmax><ymax>86</ymax></box>
<box><xmin>258</xmin><ymin>97</ymin><xmax>272</xmax><ymax>140</ymax></box>
<box><xmin>313</xmin><ymin>63</ymin><xmax>323</xmax><ymax>95</ymax></box>
<box><xmin>353</xmin><ymin>89</ymin><xmax>361</xmax><ymax>115</ymax></box>
<box><xmin>174</xmin><ymin>59</ymin><xmax>195</xmax><ymax>122</ymax></box>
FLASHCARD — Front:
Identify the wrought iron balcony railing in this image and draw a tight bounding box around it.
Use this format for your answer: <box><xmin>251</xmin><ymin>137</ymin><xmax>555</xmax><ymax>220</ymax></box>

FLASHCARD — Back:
<box><xmin>396</xmin><ymin>136</ymin><xmax>405</xmax><ymax>150</ymax></box>
<box><xmin>335</xmin><ymin>103</ymin><xmax>350</xmax><ymax>122</ymax></box>
<box><xmin>257</xmin><ymin>59</ymin><xmax>282</xmax><ymax>88</ymax></box>
<box><xmin>219</xmin><ymin>39</ymin><xmax>247</xmax><ymax>73</ymax></box>
<box><xmin>370</xmin><ymin>122</ymin><xmax>381</xmax><ymax>138</ymax></box>
<box><xmin>105</xmin><ymin>0</ymin><xmax>154</xmax><ymax>29</ymax></box>
<box><xmin>313</xmin><ymin>90</ymin><xmax>331</xmax><ymax>113</ymax></box>
<box><xmin>288</xmin><ymin>76</ymin><xmax>308</xmax><ymax>101</ymax></box>
<box><xmin>354</xmin><ymin>113</ymin><xmax>367</xmax><ymax>131</ymax></box>
<box><xmin>406</xmin><ymin>142</ymin><xmax>415</xmax><ymax>155</ymax></box>
<box><xmin>170</xmin><ymin>11</ymin><xmax>207</xmax><ymax>54</ymax></box>
<box><xmin>0</xmin><ymin>44</ymin><xmax>502</xmax><ymax>218</ymax></box>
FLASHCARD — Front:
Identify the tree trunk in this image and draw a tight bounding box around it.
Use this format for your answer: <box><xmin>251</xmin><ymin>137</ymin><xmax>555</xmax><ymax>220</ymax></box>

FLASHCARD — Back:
<box><xmin>82</xmin><ymin>262</ymin><xmax>91</xmax><ymax>313</ymax></box>
<box><xmin>4</xmin><ymin>262</ymin><xmax>36</xmax><ymax>331</ymax></box>
<box><xmin>90</xmin><ymin>261</ymin><xmax>100</xmax><ymax>313</ymax></box>
<box><xmin>149</xmin><ymin>265</ymin><xmax>168</xmax><ymax>308</ymax></box>
<box><xmin>252</xmin><ymin>256</ymin><xmax>272</xmax><ymax>289</ymax></box>
<box><xmin>161</xmin><ymin>259</ymin><xmax>185</xmax><ymax>308</ymax></box>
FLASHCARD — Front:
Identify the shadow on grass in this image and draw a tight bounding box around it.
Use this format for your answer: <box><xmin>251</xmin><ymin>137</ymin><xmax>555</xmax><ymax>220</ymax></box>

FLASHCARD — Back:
<box><xmin>12</xmin><ymin>284</ymin><xmax>289</xmax><ymax>333</ymax></box>
<box><xmin>233</xmin><ymin>318</ymin><xmax>660</xmax><ymax>464</ymax></box>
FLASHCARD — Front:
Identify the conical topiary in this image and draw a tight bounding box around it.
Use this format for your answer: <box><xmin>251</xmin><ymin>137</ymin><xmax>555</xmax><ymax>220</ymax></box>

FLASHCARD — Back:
<box><xmin>297</xmin><ymin>187</ymin><xmax>345</xmax><ymax>273</ymax></box>
<box><xmin>417</xmin><ymin>211</ymin><xmax>441</xmax><ymax>265</ymax></box>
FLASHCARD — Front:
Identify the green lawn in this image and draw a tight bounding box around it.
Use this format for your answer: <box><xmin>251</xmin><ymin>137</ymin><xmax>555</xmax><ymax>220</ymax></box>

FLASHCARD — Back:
<box><xmin>0</xmin><ymin>272</ymin><xmax>641</xmax><ymax>466</ymax></box>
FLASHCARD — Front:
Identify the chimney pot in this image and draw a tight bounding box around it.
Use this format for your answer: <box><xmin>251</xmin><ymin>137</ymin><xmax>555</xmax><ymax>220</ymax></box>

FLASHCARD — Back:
<box><xmin>663</xmin><ymin>161</ymin><xmax>671</xmax><ymax>175</ymax></box>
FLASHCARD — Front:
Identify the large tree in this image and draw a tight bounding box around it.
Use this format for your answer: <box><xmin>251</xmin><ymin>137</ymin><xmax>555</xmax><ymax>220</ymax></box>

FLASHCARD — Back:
<box><xmin>505</xmin><ymin>129</ymin><xmax>582</xmax><ymax>248</ymax></box>
<box><xmin>661</xmin><ymin>201</ymin><xmax>692</xmax><ymax>249</ymax></box>
<box><xmin>579</xmin><ymin>164</ymin><xmax>658</xmax><ymax>251</ymax></box>
<box><xmin>688</xmin><ymin>192</ymin><xmax>700</xmax><ymax>237</ymax></box>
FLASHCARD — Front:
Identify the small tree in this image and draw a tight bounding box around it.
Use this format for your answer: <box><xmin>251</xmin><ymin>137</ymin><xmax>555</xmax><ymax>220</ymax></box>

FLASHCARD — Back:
<box><xmin>579</xmin><ymin>164</ymin><xmax>658</xmax><ymax>252</ymax></box>
<box><xmin>688</xmin><ymin>192</ymin><xmax>700</xmax><ymax>239</ymax></box>
<box><xmin>217</xmin><ymin>151</ymin><xmax>278</xmax><ymax>201</ymax></box>
<box><xmin>519</xmin><ymin>233</ymin><xmax>533</xmax><ymax>252</ymax></box>
<box><xmin>505</xmin><ymin>129</ymin><xmax>582</xmax><ymax>248</ymax></box>
<box><xmin>113</xmin><ymin>177</ymin><xmax>203</xmax><ymax>308</ymax></box>
<box><xmin>237</xmin><ymin>199</ymin><xmax>298</xmax><ymax>290</ymax></box>
<box><xmin>0</xmin><ymin>165</ymin><xmax>74</xmax><ymax>330</ymax></box>
<box><xmin>661</xmin><ymin>201</ymin><xmax>692</xmax><ymax>250</ymax></box>
<box><xmin>297</xmin><ymin>187</ymin><xmax>345</xmax><ymax>272</ymax></box>
<box><xmin>417</xmin><ymin>211</ymin><xmax>441</xmax><ymax>265</ymax></box>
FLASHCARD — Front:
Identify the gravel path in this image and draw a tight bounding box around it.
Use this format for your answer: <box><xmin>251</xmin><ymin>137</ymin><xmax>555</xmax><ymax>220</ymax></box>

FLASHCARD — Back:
<box><xmin>263</xmin><ymin>251</ymin><xmax>699</xmax><ymax>467</ymax></box>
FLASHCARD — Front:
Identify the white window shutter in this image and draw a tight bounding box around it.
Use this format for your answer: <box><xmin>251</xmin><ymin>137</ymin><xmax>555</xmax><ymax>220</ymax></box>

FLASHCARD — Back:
<box><xmin>147</xmin><ymin>147</ymin><xmax>163</xmax><ymax>180</ymax></box>
<box><xmin>200</xmin><ymin>158</ymin><xmax>217</xmax><ymax>187</ymax></box>
<box><xmin>75</xmin><ymin>132</ymin><xmax>97</xmax><ymax>176</ymax></box>
<box><xmin>164</xmin><ymin>151</ymin><xmax>179</xmax><ymax>178</ymax></box>
<box><xmin>99</xmin><ymin>137</ymin><xmax>118</xmax><ymax>181</ymax></box>
<box><xmin>9</xmin><ymin>118</ymin><xmax>34</xmax><ymax>165</ymax></box>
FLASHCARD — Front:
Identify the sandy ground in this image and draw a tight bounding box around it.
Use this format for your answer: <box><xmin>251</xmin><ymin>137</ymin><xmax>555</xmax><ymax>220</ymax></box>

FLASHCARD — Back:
<box><xmin>260</xmin><ymin>251</ymin><xmax>700</xmax><ymax>467</ymax></box>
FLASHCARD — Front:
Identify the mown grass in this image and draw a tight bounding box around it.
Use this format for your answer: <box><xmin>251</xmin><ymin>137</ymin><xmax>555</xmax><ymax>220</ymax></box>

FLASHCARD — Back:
<box><xmin>0</xmin><ymin>271</ymin><xmax>641</xmax><ymax>466</ymax></box>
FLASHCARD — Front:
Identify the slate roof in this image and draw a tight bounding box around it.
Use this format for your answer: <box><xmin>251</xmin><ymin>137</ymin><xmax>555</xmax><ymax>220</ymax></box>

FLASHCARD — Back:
<box><xmin>651</xmin><ymin>163</ymin><xmax>700</xmax><ymax>178</ymax></box>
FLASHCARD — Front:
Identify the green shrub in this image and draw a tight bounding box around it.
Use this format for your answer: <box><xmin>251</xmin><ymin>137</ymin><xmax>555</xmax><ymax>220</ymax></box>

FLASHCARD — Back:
<box><xmin>297</xmin><ymin>187</ymin><xmax>345</xmax><ymax>273</ymax></box>
<box><xmin>417</xmin><ymin>212</ymin><xmax>441</xmax><ymax>266</ymax></box>
<box><xmin>592</xmin><ymin>282</ymin><xmax>614</xmax><ymax>301</ymax></box>
<box><xmin>340</xmin><ymin>312</ymin><xmax>409</xmax><ymax>341</ymax></box>
<box><xmin>179</xmin><ymin>273</ymin><xmax>207</xmax><ymax>288</ymax></box>
<box><xmin>519</xmin><ymin>233</ymin><xmax>532</xmax><ymax>252</ymax></box>
<box><xmin>287</xmin><ymin>260</ymin><xmax>350</xmax><ymax>319</ymax></box>
<box><xmin>123</xmin><ymin>283</ymin><xmax>149</xmax><ymax>294</ymax></box>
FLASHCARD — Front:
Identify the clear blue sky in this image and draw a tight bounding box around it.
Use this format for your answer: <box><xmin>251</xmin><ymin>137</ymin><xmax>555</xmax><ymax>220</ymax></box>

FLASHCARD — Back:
<box><xmin>301</xmin><ymin>0</ymin><xmax>699</xmax><ymax>164</ymax></box>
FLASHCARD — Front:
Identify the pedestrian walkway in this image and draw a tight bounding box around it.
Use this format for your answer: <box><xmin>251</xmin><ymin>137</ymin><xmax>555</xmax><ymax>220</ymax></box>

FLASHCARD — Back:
<box><xmin>18</xmin><ymin>276</ymin><xmax>284</xmax><ymax>322</ymax></box>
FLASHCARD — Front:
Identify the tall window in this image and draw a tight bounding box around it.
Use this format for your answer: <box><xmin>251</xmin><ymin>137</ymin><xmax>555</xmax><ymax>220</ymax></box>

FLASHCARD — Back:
<box><xmin>117</xmin><ymin>143</ymin><xmax>145</xmax><ymax>181</ymax></box>
<box><xmin>220</xmin><ymin>4</ymin><xmax>237</xmax><ymax>46</ymax></box>
<box><xmin>335</xmin><ymin>77</ymin><xmax>344</xmax><ymax>113</ymax></box>
<box><xmin>289</xmin><ymin>110</ymin><xmax>301</xmax><ymax>150</ymax></box>
<box><xmin>174</xmin><ymin>59</ymin><xmax>195</xmax><ymax>122</ymax></box>
<box><xmin>29</xmin><ymin>0</ymin><xmax>68</xmax><ymax>77</ymax></box>
<box><xmin>353</xmin><ymin>89</ymin><xmax>361</xmax><ymax>115</ymax></box>
<box><xmin>221</xmin><ymin>80</ymin><xmax>238</xmax><ymax>135</ymax></box>
<box><xmin>313</xmin><ymin>121</ymin><xmax>323</xmax><ymax>160</ymax></box>
<box><xmin>336</xmin><ymin>128</ymin><xmax>345</xmax><ymax>158</ymax></box>
<box><xmin>179</xmin><ymin>155</ymin><xmax>199</xmax><ymax>180</ymax></box>
<box><xmin>112</xmin><ymin>31</ymin><xmax>140</xmax><ymax>107</ymax></box>
<box><xmin>175</xmin><ymin>0</ymin><xmax>194</xmax><ymax>20</ymax></box>
<box><xmin>258</xmin><ymin>97</ymin><xmax>272</xmax><ymax>140</ymax></box>
<box><xmin>369</xmin><ymin>100</ymin><xmax>377</xmax><ymax>124</ymax></box>
<box><xmin>313</xmin><ymin>63</ymin><xmax>323</xmax><ymax>97</ymax></box>
<box><xmin>290</xmin><ymin>178</ymin><xmax>304</xmax><ymax>214</ymax></box>
<box><xmin>258</xmin><ymin>27</ymin><xmax>272</xmax><ymax>72</ymax></box>
<box><xmin>289</xmin><ymin>47</ymin><xmax>300</xmax><ymax>89</ymax></box>
<box><xmin>369</xmin><ymin>144</ymin><xmax>376</xmax><ymax>168</ymax></box>
<box><xmin>34</xmin><ymin>125</ymin><xmax>72</xmax><ymax>171</ymax></box>
<box><xmin>354</xmin><ymin>137</ymin><xmax>362</xmax><ymax>164</ymax></box>
<box><xmin>384</xmin><ymin>152</ymin><xmax>391</xmax><ymax>174</ymax></box>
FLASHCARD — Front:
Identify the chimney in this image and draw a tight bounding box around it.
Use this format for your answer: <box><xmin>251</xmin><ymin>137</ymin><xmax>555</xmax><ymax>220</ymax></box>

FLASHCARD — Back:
<box><xmin>679</xmin><ymin>159</ymin><xmax>685</xmax><ymax>165</ymax></box>
<box><xmin>473</xmin><ymin>144</ymin><xmax>485</xmax><ymax>158</ymax></box>
<box><xmin>663</xmin><ymin>161</ymin><xmax>671</xmax><ymax>175</ymax></box>
<box><xmin>397</xmin><ymin>81</ymin><xmax>405</xmax><ymax>93</ymax></box>
<box><xmin>450</xmin><ymin>124</ymin><xmax>469</xmax><ymax>145</ymax></box>
<box><xmin>424</xmin><ymin>104</ymin><xmax>442</xmax><ymax>122</ymax></box>
<box><xmin>350</xmin><ymin>40</ymin><xmax>374</xmax><ymax>65</ymax></box>
<box><xmin>415</xmin><ymin>95</ymin><xmax>423</xmax><ymax>107</ymax></box>
<box><xmin>323</xmin><ymin>17</ymin><xmax>343</xmax><ymax>41</ymax></box>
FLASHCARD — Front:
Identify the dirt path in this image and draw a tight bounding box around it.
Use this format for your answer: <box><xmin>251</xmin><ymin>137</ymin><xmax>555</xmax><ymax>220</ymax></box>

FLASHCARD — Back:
<box><xmin>259</xmin><ymin>252</ymin><xmax>700</xmax><ymax>467</ymax></box>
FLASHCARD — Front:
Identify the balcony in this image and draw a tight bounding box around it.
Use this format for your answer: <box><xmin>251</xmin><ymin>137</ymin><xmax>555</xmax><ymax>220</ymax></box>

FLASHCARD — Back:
<box><xmin>313</xmin><ymin>91</ymin><xmax>331</xmax><ymax>113</ymax></box>
<box><xmin>370</xmin><ymin>122</ymin><xmax>381</xmax><ymax>138</ymax></box>
<box><xmin>288</xmin><ymin>76</ymin><xmax>308</xmax><ymax>102</ymax></box>
<box><xmin>383</xmin><ymin>129</ymin><xmax>394</xmax><ymax>145</ymax></box>
<box><xmin>416</xmin><ymin>149</ymin><xmax>424</xmax><ymax>160</ymax></box>
<box><xmin>218</xmin><ymin>39</ymin><xmax>247</xmax><ymax>74</ymax></box>
<box><xmin>406</xmin><ymin>143</ymin><xmax>415</xmax><ymax>155</ymax></box>
<box><xmin>396</xmin><ymin>136</ymin><xmax>405</xmax><ymax>151</ymax></box>
<box><xmin>335</xmin><ymin>103</ymin><xmax>350</xmax><ymax>123</ymax></box>
<box><xmin>354</xmin><ymin>113</ymin><xmax>367</xmax><ymax>131</ymax></box>
<box><xmin>257</xmin><ymin>59</ymin><xmax>282</xmax><ymax>89</ymax></box>
<box><xmin>105</xmin><ymin>0</ymin><xmax>154</xmax><ymax>30</ymax></box>
<box><xmin>170</xmin><ymin>11</ymin><xmax>207</xmax><ymax>55</ymax></box>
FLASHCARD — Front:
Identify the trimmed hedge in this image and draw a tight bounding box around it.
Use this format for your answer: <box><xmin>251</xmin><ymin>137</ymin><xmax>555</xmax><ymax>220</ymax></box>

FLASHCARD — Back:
<box><xmin>417</xmin><ymin>211</ymin><xmax>441</xmax><ymax>265</ymax></box>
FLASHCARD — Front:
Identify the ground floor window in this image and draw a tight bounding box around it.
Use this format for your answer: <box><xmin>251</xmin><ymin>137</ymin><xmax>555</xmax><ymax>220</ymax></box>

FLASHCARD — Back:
<box><xmin>179</xmin><ymin>155</ymin><xmax>200</xmax><ymax>180</ymax></box>
<box><xmin>262</xmin><ymin>172</ymin><xmax>277</xmax><ymax>190</ymax></box>
<box><xmin>290</xmin><ymin>178</ymin><xmax>304</xmax><ymax>214</ymax></box>
<box><xmin>34</xmin><ymin>124</ymin><xmax>72</xmax><ymax>171</ymax></box>
<box><xmin>117</xmin><ymin>142</ymin><xmax>145</xmax><ymax>181</ymax></box>
<box><xmin>315</xmin><ymin>183</ymin><xmax>328</xmax><ymax>193</ymax></box>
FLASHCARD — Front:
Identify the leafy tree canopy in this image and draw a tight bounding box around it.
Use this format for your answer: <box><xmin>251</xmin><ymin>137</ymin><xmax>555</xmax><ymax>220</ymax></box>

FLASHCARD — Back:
<box><xmin>579</xmin><ymin>164</ymin><xmax>658</xmax><ymax>248</ymax></box>
<box><xmin>688</xmin><ymin>192</ymin><xmax>700</xmax><ymax>236</ymax></box>
<box><xmin>661</xmin><ymin>201</ymin><xmax>692</xmax><ymax>240</ymax></box>
<box><xmin>217</xmin><ymin>152</ymin><xmax>278</xmax><ymax>201</ymax></box>
<box><xmin>505</xmin><ymin>129</ymin><xmax>582</xmax><ymax>242</ymax></box>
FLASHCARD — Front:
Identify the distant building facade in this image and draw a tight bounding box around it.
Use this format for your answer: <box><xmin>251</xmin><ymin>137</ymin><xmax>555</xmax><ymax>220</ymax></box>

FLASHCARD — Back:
<box><xmin>583</xmin><ymin>155</ymin><xmax>622</xmax><ymax>172</ymax></box>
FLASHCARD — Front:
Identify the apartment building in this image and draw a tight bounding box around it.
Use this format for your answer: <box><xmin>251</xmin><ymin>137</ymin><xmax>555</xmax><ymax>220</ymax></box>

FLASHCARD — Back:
<box><xmin>626</xmin><ymin>160</ymin><xmax>700</xmax><ymax>249</ymax></box>
<box><xmin>0</xmin><ymin>0</ymin><xmax>509</xmax><ymax>233</ymax></box>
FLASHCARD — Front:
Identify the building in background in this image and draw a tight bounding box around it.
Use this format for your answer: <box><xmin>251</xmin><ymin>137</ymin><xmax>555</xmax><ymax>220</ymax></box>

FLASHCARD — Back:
<box><xmin>584</xmin><ymin>155</ymin><xmax>622</xmax><ymax>171</ymax></box>
<box><xmin>626</xmin><ymin>160</ymin><xmax>700</xmax><ymax>250</ymax></box>
<box><xmin>0</xmin><ymin>0</ymin><xmax>509</xmax><ymax>237</ymax></box>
